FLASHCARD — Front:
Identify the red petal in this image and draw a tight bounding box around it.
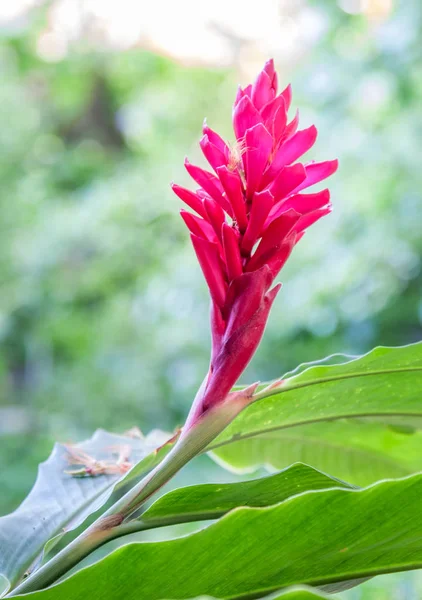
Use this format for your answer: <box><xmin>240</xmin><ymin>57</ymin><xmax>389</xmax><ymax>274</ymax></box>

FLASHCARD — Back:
<box><xmin>244</xmin><ymin>123</ymin><xmax>273</xmax><ymax>197</ymax></box>
<box><xmin>267</xmin><ymin>163</ymin><xmax>307</xmax><ymax>203</ymax></box>
<box><xmin>216</xmin><ymin>166</ymin><xmax>248</xmax><ymax>232</ymax></box>
<box><xmin>190</xmin><ymin>234</ymin><xmax>227</xmax><ymax>307</ymax></box>
<box><xmin>280</xmin><ymin>189</ymin><xmax>330</xmax><ymax>214</ymax></box>
<box><xmin>244</xmin><ymin>84</ymin><xmax>252</xmax><ymax>97</ymax></box>
<box><xmin>222</xmin><ymin>223</ymin><xmax>243</xmax><ymax>282</ymax></box>
<box><xmin>172</xmin><ymin>184</ymin><xmax>206</xmax><ymax>218</ymax></box>
<box><xmin>246</xmin><ymin>209</ymin><xmax>300</xmax><ymax>272</ymax></box>
<box><xmin>232</xmin><ymin>95</ymin><xmax>263</xmax><ymax>141</ymax></box>
<box><xmin>241</xmin><ymin>189</ymin><xmax>274</xmax><ymax>254</ymax></box>
<box><xmin>180</xmin><ymin>210</ymin><xmax>216</xmax><ymax>242</ymax></box>
<box><xmin>223</xmin><ymin>266</ymin><xmax>273</xmax><ymax>338</ymax></box>
<box><xmin>261</xmin><ymin>94</ymin><xmax>286</xmax><ymax>125</ymax></box>
<box><xmin>263</xmin><ymin>59</ymin><xmax>274</xmax><ymax>81</ymax></box>
<box><xmin>293</xmin><ymin>159</ymin><xmax>339</xmax><ymax>193</ymax></box>
<box><xmin>261</xmin><ymin>126</ymin><xmax>316</xmax><ymax>189</ymax></box>
<box><xmin>202</xmin><ymin>120</ymin><xmax>229</xmax><ymax>157</ymax></box>
<box><xmin>234</xmin><ymin>85</ymin><xmax>244</xmax><ymax>107</ymax></box>
<box><xmin>263</xmin><ymin>59</ymin><xmax>278</xmax><ymax>95</ymax></box>
<box><xmin>272</xmin><ymin>103</ymin><xmax>288</xmax><ymax>146</ymax></box>
<box><xmin>283</xmin><ymin>109</ymin><xmax>299</xmax><ymax>142</ymax></box>
<box><xmin>293</xmin><ymin>206</ymin><xmax>332</xmax><ymax>233</ymax></box>
<box><xmin>281</xmin><ymin>84</ymin><xmax>292</xmax><ymax>112</ymax></box>
<box><xmin>234</xmin><ymin>85</ymin><xmax>253</xmax><ymax>108</ymax></box>
<box><xmin>251</xmin><ymin>70</ymin><xmax>274</xmax><ymax>110</ymax></box>
<box><xmin>210</xmin><ymin>300</ymin><xmax>225</xmax><ymax>362</ymax></box>
<box><xmin>200</xmin><ymin>134</ymin><xmax>227</xmax><ymax>172</ymax></box>
<box><xmin>273</xmin><ymin>125</ymin><xmax>317</xmax><ymax>171</ymax></box>
<box><xmin>203</xmin><ymin>197</ymin><xmax>226</xmax><ymax>241</ymax></box>
<box><xmin>266</xmin><ymin>232</ymin><xmax>297</xmax><ymax>278</ymax></box>
<box><xmin>185</xmin><ymin>159</ymin><xmax>233</xmax><ymax>216</ymax></box>
<box><xmin>261</xmin><ymin>95</ymin><xmax>288</xmax><ymax>148</ymax></box>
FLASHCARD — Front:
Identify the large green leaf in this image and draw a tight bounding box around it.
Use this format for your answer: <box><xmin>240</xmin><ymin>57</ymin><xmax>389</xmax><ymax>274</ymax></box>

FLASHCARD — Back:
<box><xmin>12</xmin><ymin>473</ymin><xmax>422</xmax><ymax>600</ymax></box>
<box><xmin>208</xmin><ymin>343</ymin><xmax>422</xmax><ymax>483</ymax></box>
<box><xmin>140</xmin><ymin>463</ymin><xmax>354</xmax><ymax>527</ymax></box>
<box><xmin>0</xmin><ymin>428</ymin><xmax>171</xmax><ymax>593</ymax></box>
<box><xmin>210</xmin><ymin>420</ymin><xmax>422</xmax><ymax>485</ymax></box>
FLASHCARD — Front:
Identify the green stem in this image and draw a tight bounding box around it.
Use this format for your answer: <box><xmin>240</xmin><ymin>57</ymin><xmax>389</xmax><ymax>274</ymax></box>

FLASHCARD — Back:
<box><xmin>8</xmin><ymin>395</ymin><xmax>251</xmax><ymax>597</ymax></box>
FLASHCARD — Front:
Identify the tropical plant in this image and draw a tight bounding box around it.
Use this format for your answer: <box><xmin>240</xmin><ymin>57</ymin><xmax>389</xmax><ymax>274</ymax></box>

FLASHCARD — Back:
<box><xmin>0</xmin><ymin>60</ymin><xmax>421</xmax><ymax>600</ymax></box>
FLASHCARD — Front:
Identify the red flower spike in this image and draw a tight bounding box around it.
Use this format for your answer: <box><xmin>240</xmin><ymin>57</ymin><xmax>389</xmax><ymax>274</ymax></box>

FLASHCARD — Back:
<box><xmin>172</xmin><ymin>59</ymin><xmax>338</xmax><ymax>428</ymax></box>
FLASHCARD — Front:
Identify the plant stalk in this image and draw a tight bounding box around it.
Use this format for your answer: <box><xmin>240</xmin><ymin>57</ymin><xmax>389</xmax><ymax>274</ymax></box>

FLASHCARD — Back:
<box><xmin>8</xmin><ymin>391</ymin><xmax>253</xmax><ymax>597</ymax></box>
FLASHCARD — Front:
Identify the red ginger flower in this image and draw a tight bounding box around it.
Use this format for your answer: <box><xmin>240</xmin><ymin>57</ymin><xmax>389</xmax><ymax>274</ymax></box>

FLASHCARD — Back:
<box><xmin>172</xmin><ymin>59</ymin><xmax>338</xmax><ymax>427</ymax></box>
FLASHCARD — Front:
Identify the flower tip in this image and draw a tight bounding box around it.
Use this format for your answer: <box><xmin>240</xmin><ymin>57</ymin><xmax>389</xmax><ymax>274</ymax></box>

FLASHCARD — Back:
<box><xmin>309</xmin><ymin>123</ymin><xmax>318</xmax><ymax>137</ymax></box>
<box><xmin>263</xmin><ymin>58</ymin><xmax>275</xmax><ymax>73</ymax></box>
<box><xmin>268</xmin><ymin>282</ymin><xmax>282</xmax><ymax>301</ymax></box>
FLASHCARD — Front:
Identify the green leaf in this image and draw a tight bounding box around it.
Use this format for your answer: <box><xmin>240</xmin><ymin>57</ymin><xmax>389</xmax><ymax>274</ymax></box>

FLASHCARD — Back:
<box><xmin>0</xmin><ymin>428</ymin><xmax>171</xmax><ymax>592</ymax></box>
<box><xmin>140</xmin><ymin>463</ymin><xmax>354</xmax><ymax>527</ymax></box>
<box><xmin>267</xmin><ymin>589</ymin><xmax>335</xmax><ymax>600</ymax></box>
<box><xmin>12</xmin><ymin>473</ymin><xmax>422</xmax><ymax>600</ymax></box>
<box><xmin>210</xmin><ymin>420</ymin><xmax>422</xmax><ymax>485</ymax></box>
<box><xmin>208</xmin><ymin>343</ymin><xmax>422</xmax><ymax>484</ymax></box>
<box><xmin>186</xmin><ymin>585</ymin><xmax>335</xmax><ymax>599</ymax></box>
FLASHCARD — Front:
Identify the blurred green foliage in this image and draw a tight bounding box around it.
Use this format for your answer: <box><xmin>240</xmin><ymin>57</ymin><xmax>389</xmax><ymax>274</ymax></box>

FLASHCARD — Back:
<box><xmin>0</xmin><ymin>0</ymin><xmax>420</xmax><ymax>544</ymax></box>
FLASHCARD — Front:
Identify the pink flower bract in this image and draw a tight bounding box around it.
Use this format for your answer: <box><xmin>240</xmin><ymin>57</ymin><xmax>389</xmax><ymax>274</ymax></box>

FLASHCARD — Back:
<box><xmin>173</xmin><ymin>59</ymin><xmax>338</xmax><ymax>425</ymax></box>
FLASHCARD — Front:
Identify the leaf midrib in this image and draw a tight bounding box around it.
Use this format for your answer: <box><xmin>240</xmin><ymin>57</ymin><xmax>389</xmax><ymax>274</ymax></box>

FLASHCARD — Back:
<box><xmin>207</xmin><ymin>367</ymin><xmax>422</xmax><ymax>452</ymax></box>
<box><xmin>255</xmin><ymin>367</ymin><xmax>422</xmax><ymax>400</ymax></box>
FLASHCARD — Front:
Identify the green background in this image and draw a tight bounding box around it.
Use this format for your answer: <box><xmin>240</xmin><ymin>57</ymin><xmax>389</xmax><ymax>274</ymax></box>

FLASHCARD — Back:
<box><xmin>0</xmin><ymin>0</ymin><xmax>421</xmax><ymax>597</ymax></box>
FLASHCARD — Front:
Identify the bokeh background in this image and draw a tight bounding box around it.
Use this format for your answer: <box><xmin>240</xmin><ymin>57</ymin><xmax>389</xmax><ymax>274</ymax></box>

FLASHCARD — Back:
<box><xmin>0</xmin><ymin>0</ymin><xmax>421</xmax><ymax>597</ymax></box>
